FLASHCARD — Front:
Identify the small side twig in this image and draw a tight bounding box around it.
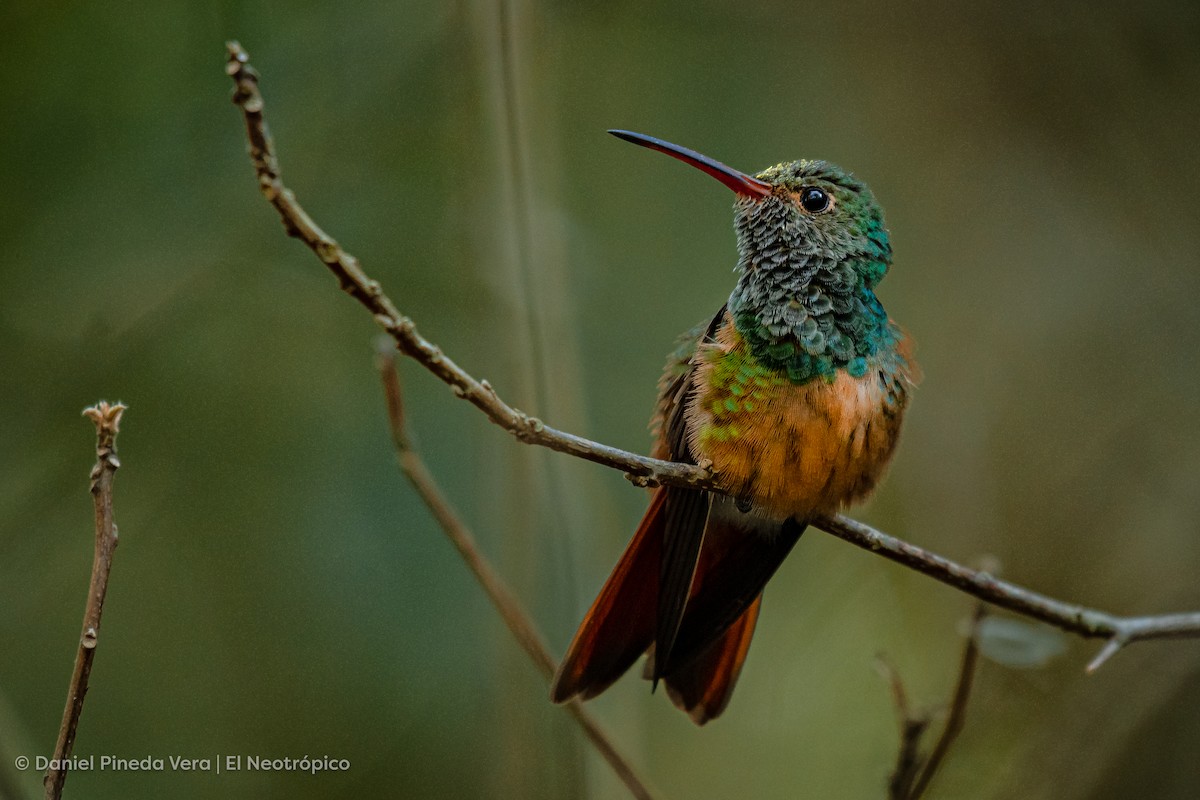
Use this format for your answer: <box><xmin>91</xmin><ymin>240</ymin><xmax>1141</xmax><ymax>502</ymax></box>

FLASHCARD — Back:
<box><xmin>376</xmin><ymin>348</ymin><xmax>656</xmax><ymax>800</ymax></box>
<box><xmin>1084</xmin><ymin>634</ymin><xmax>1129</xmax><ymax>673</ymax></box>
<box><xmin>44</xmin><ymin>402</ymin><xmax>126</xmax><ymax>800</ymax></box>
<box><xmin>882</xmin><ymin>602</ymin><xmax>985</xmax><ymax>800</ymax></box>
<box><xmin>907</xmin><ymin>603</ymin><xmax>985</xmax><ymax>798</ymax></box>
<box><xmin>225</xmin><ymin>40</ymin><xmax>1200</xmax><ymax>668</ymax></box>
<box><xmin>876</xmin><ymin>656</ymin><xmax>930</xmax><ymax>800</ymax></box>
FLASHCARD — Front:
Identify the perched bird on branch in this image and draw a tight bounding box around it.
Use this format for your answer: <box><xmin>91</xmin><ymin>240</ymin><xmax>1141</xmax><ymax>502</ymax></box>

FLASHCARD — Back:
<box><xmin>551</xmin><ymin>131</ymin><xmax>918</xmax><ymax>724</ymax></box>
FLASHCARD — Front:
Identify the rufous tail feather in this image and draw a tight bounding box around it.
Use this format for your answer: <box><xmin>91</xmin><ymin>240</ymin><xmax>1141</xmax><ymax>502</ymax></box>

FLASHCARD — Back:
<box><xmin>550</xmin><ymin>490</ymin><xmax>665</xmax><ymax>702</ymax></box>
<box><xmin>662</xmin><ymin>594</ymin><xmax>762</xmax><ymax>725</ymax></box>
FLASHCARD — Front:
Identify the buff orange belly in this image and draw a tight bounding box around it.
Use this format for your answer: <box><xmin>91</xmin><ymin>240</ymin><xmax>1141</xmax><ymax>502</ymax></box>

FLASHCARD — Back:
<box><xmin>685</xmin><ymin>353</ymin><xmax>907</xmax><ymax>519</ymax></box>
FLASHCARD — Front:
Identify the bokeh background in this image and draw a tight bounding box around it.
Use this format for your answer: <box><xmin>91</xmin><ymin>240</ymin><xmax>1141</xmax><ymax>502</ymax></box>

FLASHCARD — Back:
<box><xmin>3</xmin><ymin>1</ymin><xmax>1200</xmax><ymax>798</ymax></box>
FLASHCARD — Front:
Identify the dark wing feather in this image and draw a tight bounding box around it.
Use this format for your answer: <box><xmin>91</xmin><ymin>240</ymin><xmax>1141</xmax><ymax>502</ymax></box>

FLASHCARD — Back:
<box><xmin>550</xmin><ymin>307</ymin><xmax>726</xmax><ymax>702</ymax></box>
<box><xmin>661</xmin><ymin>516</ymin><xmax>806</xmax><ymax>676</ymax></box>
<box><xmin>654</xmin><ymin>485</ymin><xmax>711</xmax><ymax>685</ymax></box>
<box><xmin>651</xmin><ymin>307</ymin><xmax>726</xmax><ymax>684</ymax></box>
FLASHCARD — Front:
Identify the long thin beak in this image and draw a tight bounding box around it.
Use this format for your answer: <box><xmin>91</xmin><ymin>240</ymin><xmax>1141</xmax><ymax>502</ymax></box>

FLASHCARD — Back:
<box><xmin>608</xmin><ymin>130</ymin><xmax>772</xmax><ymax>199</ymax></box>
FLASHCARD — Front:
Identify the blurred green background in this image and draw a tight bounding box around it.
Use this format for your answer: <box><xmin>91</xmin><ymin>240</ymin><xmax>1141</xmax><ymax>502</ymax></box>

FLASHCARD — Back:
<box><xmin>3</xmin><ymin>1</ymin><xmax>1200</xmax><ymax>798</ymax></box>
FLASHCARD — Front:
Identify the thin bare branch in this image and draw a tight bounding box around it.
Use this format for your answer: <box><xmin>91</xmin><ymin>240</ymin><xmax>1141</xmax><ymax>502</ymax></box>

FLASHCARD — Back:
<box><xmin>881</xmin><ymin>603</ymin><xmax>985</xmax><ymax>800</ymax></box>
<box><xmin>813</xmin><ymin>514</ymin><xmax>1200</xmax><ymax>655</ymax></box>
<box><xmin>44</xmin><ymin>402</ymin><xmax>126</xmax><ymax>800</ymax></box>
<box><xmin>225</xmin><ymin>41</ymin><xmax>1200</xmax><ymax>668</ymax></box>
<box><xmin>876</xmin><ymin>656</ymin><xmax>930</xmax><ymax>800</ymax></box>
<box><xmin>908</xmin><ymin>603</ymin><xmax>986</xmax><ymax>799</ymax></box>
<box><xmin>376</xmin><ymin>348</ymin><xmax>656</xmax><ymax>800</ymax></box>
<box><xmin>223</xmin><ymin>42</ymin><xmax>708</xmax><ymax>493</ymax></box>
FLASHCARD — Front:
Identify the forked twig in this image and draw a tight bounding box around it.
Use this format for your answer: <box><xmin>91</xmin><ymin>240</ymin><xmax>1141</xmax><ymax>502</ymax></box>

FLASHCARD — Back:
<box><xmin>909</xmin><ymin>604</ymin><xmax>985</xmax><ymax>798</ymax></box>
<box><xmin>883</xmin><ymin>603</ymin><xmax>985</xmax><ymax>800</ymax></box>
<box><xmin>877</xmin><ymin>655</ymin><xmax>929</xmax><ymax>799</ymax></box>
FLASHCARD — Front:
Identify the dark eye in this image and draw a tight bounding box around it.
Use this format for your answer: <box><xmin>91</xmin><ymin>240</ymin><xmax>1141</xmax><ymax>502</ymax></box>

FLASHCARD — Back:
<box><xmin>800</xmin><ymin>187</ymin><xmax>830</xmax><ymax>214</ymax></box>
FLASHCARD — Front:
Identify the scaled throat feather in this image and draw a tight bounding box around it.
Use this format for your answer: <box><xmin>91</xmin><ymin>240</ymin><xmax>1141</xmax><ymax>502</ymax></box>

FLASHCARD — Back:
<box><xmin>727</xmin><ymin>187</ymin><xmax>896</xmax><ymax>385</ymax></box>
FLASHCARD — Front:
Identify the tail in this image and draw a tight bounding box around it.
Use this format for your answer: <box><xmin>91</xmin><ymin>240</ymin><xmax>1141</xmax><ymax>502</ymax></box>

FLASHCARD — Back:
<box><xmin>551</xmin><ymin>495</ymin><xmax>805</xmax><ymax>723</ymax></box>
<box><xmin>550</xmin><ymin>490</ymin><xmax>666</xmax><ymax>702</ymax></box>
<box><xmin>658</xmin><ymin>594</ymin><xmax>762</xmax><ymax>725</ymax></box>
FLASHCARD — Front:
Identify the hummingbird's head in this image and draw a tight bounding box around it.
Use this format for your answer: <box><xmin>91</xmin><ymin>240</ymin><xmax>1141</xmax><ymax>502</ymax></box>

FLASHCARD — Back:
<box><xmin>607</xmin><ymin>130</ymin><xmax>891</xmax><ymax>283</ymax></box>
<box><xmin>736</xmin><ymin>160</ymin><xmax>891</xmax><ymax>284</ymax></box>
<box><xmin>611</xmin><ymin>130</ymin><xmax>898</xmax><ymax>382</ymax></box>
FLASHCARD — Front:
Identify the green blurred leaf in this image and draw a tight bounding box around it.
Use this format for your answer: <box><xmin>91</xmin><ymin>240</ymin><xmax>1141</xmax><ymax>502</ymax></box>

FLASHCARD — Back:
<box><xmin>976</xmin><ymin>616</ymin><xmax>1068</xmax><ymax>669</ymax></box>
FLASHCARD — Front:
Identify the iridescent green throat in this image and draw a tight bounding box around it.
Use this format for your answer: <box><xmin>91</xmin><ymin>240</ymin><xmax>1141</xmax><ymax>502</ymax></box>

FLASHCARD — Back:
<box><xmin>726</xmin><ymin>180</ymin><xmax>896</xmax><ymax>385</ymax></box>
<box><xmin>731</xmin><ymin>269</ymin><xmax>896</xmax><ymax>384</ymax></box>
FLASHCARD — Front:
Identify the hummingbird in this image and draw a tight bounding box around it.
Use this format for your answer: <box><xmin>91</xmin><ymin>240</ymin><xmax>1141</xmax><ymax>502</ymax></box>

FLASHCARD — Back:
<box><xmin>549</xmin><ymin>131</ymin><xmax>918</xmax><ymax>725</ymax></box>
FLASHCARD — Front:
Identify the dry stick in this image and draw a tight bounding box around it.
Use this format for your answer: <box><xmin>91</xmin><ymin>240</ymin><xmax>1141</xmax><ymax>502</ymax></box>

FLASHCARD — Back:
<box><xmin>877</xmin><ymin>656</ymin><xmax>930</xmax><ymax>800</ymax></box>
<box><xmin>816</xmin><ymin>515</ymin><xmax>1200</xmax><ymax>670</ymax></box>
<box><xmin>879</xmin><ymin>604</ymin><xmax>984</xmax><ymax>800</ymax></box>
<box><xmin>907</xmin><ymin>603</ymin><xmax>986</xmax><ymax>799</ymax></box>
<box><xmin>223</xmin><ymin>44</ymin><xmax>707</xmax><ymax>493</ymax></box>
<box><xmin>376</xmin><ymin>349</ymin><xmax>656</xmax><ymax>800</ymax></box>
<box><xmin>44</xmin><ymin>402</ymin><xmax>126</xmax><ymax>800</ymax></box>
<box><xmin>225</xmin><ymin>41</ymin><xmax>1200</xmax><ymax>670</ymax></box>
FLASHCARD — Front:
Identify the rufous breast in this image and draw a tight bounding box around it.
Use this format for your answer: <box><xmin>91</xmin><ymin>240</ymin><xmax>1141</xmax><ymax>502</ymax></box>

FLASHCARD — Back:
<box><xmin>685</xmin><ymin>320</ymin><xmax>915</xmax><ymax>519</ymax></box>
